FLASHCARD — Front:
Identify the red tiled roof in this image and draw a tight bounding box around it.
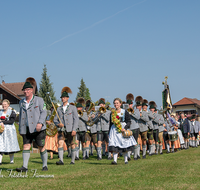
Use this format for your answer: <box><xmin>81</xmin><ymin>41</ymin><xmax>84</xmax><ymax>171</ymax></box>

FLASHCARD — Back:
<box><xmin>173</xmin><ymin>97</ymin><xmax>200</xmax><ymax>106</ymax></box>
<box><xmin>2</xmin><ymin>82</ymin><xmax>25</xmax><ymax>96</ymax></box>
<box><xmin>0</xmin><ymin>84</ymin><xmax>21</xmax><ymax>100</ymax></box>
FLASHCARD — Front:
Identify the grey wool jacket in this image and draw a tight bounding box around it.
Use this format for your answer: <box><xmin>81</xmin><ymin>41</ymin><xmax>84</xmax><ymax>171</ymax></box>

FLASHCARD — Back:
<box><xmin>53</xmin><ymin>104</ymin><xmax>79</xmax><ymax>132</ymax></box>
<box><xmin>138</xmin><ymin>111</ymin><xmax>149</xmax><ymax>132</ymax></box>
<box><xmin>19</xmin><ymin>95</ymin><xmax>47</xmax><ymax>134</ymax></box>
<box><xmin>77</xmin><ymin>111</ymin><xmax>88</xmax><ymax>132</ymax></box>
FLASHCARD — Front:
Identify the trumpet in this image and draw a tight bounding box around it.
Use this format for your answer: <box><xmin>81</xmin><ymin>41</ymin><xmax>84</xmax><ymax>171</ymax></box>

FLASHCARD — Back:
<box><xmin>127</xmin><ymin>107</ymin><xmax>134</xmax><ymax>115</ymax></box>
<box><xmin>78</xmin><ymin>110</ymin><xmax>83</xmax><ymax>117</ymax></box>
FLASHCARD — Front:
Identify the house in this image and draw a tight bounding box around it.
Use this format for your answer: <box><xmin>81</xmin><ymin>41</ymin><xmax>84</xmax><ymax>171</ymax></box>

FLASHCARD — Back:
<box><xmin>172</xmin><ymin>97</ymin><xmax>200</xmax><ymax>117</ymax></box>
<box><xmin>0</xmin><ymin>80</ymin><xmax>38</xmax><ymax>113</ymax></box>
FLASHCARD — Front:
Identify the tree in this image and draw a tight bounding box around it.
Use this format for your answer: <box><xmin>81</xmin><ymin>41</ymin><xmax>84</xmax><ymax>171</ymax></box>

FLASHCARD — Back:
<box><xmin>39</xmin><ymin>64</ymin><xmax>56</xmax><ymax>110</ymax></box>
<box><xmin>76</xmin><ymin>78</ymin><xmax>91</xmax><ymax>101</ymax></box>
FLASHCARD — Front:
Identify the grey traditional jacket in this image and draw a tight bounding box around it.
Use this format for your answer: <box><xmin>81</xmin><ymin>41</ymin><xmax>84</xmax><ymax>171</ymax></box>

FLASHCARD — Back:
<box><xmin>151</xmin><ymin>112</ymin><xmax>160</xmax><ymax>130</ymax></box>
<box><xmin>190</xmin><ymin>121</ymin><xmax>200</xmax><ymax>134</ymax></box>
<box><xmin>19</xmin><ymin>96</ymin><xmax>47</xmax><ymax>134</ymax></box>
<box><xmin>96</xmin><ymin>110</ymin><xmax>111</xmax><ymax>132</ymax></box>
<box><xmin>87</xmin><ymin>123</ymin><xmax>97</xmax><ymax>134</ymax></box>
<box><xmin>129</xmin><ymin>108</ymin><xmax>140</xmax><ymax>130</ymax></box>
<box><xmin>158</xmin><ymin>114</ymin><xmax>165</xmax><ymax>132</ymax></box>
<box><xmin>164</xmin><ymin>120</ymin><xmax>171</xmax><ymax>134</ymax></box>
<box><xmin>146</xmin><ymin>111</ymin><xmax>154</xmax><ymax>130</ymax></box>
<box><xmin>53</xmin><ymin>104</ymin><xmax>79</xmax><ymax>132</ymax></box>
<box><xmin>138</xmin><ymin>111</ymin><xmax>149</xmax><ymax>132</ymax></box>
<box><xmin>77</xmin><ymin>112</ymin><xmax>88</xmax><ymax>132</ymax></box>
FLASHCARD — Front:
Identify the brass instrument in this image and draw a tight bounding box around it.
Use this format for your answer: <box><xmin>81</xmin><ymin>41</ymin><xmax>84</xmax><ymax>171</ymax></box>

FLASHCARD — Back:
<box><xmin>127</xmin><ymin>107</ymin><xmax>134</xmax><ymax>115</ymax></box>
<box><xmin>78</xmin><ymin>110</ymin><xmax>83</xmax><ymax>117</ymax></box>
<box><xmin>87</xmin><ymin>102</ymin><xmax>95</xmax><ymax>115</ymax></box>
<box><xmin>46</xmin><ymin>103</ymin><xmax>58</xmax><ymax>137</ymax></box>
<box><xmin>86</xmin><ymin>105</ymin><xmax>109</xmax><ymax>126</ymax></box>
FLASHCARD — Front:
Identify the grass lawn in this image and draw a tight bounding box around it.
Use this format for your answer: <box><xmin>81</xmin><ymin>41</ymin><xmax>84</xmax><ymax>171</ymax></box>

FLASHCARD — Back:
<box><xmin>0</xmin><ymin>148</ymin><xmax>200</xmax><ymax>190</ymax></box>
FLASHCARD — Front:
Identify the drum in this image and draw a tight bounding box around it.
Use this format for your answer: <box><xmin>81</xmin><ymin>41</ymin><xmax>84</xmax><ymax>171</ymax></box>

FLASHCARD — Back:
<box><xmin>168</xmin><ymin>131</ymin><xmax>178</xmax><ymax>142</ymax></box>
<box><xmin>122</xmin><ymin>130</ymin><xmax>133</xmax><ymax>138</ymax></box>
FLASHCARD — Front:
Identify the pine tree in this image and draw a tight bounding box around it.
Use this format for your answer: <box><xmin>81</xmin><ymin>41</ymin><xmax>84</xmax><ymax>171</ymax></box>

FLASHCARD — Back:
<box><xmin>39</xmin><ymin>64</ymin><xmax>56</xmax><ymax>110</ymax></box>
<box><xmin>76</xmin><ymin>78</ymin><xmax>91</xmax><ymax>101</ymax></box>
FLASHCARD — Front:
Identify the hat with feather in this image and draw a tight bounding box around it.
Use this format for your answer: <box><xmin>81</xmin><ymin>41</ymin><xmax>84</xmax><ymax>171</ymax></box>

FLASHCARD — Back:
<box><xmin>135</xmin><ymin>96</ymin><xmax>143</xmax><ymax>106</ymax></box>
<box><xmin>142</xmin><ymin>99</ymin><xmax>148</xmax><ymax>107</ymax></box>
<box><xmin>22</xmin><ymin>77</ymin><xmax>38</xmax><ymax>94</ymax></box>
<box><xmin>60</xmin><ymin>87</ymin><xmax>72</xmax><ymax>98</ymax></box>
<box><xmin>126</xmin><ymin>93</ymin><xmax>134</xmax><ymax>105</ymax></box>
<box><xmin>85</xmin><ymin>100</ymin><xmax>91</xmax><ymax>107</ymax></box>
<box><xmin>149</xmin><ymin>101</ymin><xmax>157</xmax><ymax>109</ymax></box>
<box><xmin>98</xmin><ymin>98</ymin><xmax>105</xmax><ymax>105</ymax></box>
<box><xmin>76</xmin><ymin>97</ymin><xmax>85</xmax><ymax>108</ymax></box>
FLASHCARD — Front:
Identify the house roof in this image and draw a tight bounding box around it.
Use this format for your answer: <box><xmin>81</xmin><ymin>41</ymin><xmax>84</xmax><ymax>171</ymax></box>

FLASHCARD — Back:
<box><xmin>2</xmin><ymin>81</ymin><xmax>25</xmax><ymax>96</ymax></box>
<box><xmin>173</xmin><ymin>97</ymin><xmax>200</xmax><ymax>107</ymax></box>
<box><xmin>0</xmin><ymin>83</ymin><xmax>21</xmax><ymax>100</ymax></box>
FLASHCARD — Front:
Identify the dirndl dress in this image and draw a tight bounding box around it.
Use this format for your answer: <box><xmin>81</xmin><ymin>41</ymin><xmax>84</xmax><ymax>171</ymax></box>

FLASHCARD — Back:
<box><xmin>109</xmin><ymin>109</ymin><xmax>137</xmax><ymax>153</ymax></box>
<box><xmin>0</xmin><ymin>109</ymin><xmax>20</xmax><ymax>155</ymax></box>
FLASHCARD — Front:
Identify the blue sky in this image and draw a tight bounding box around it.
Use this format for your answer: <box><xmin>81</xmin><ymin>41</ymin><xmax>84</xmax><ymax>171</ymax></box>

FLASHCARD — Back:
<box><xmin>0</xmin><ymin>0</ymin><xmax>200</xmax><ymax>108</ymax></box>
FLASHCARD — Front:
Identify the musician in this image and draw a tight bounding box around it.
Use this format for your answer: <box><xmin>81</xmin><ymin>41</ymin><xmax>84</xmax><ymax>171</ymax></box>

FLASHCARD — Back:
<box><xmin>53</xmin><ymin>87</ymin><xmax>79</xmax><ymax>165</ymax></box>
<box><xmin>149</xmin><ymin>101</ymin><xmax>160</xmax><ymax>155</ymax></box>
<box><xmin>126</xmin><ymin>93</ymin><xmax>140</xmax><ymax>161</ymax></box>
<box><xmin>16</xmin><ymin>77</ymin><xmax>47</xmax><ymax>172</ymax></box>
<box><xmin>85</xmin><ymin>100</ymin><xmax>97</xmax><ymax>158</ymax></box>
<box><xmin>75</xmin><ymin>98</ymin><xmax>88</xmax><ymax>160</ymax></box>
<box><xmin>178</xmin><ymin>112</ymin><xmax>190</xmax><ymax>150</ymax></box>
<box><xmin>109</xmin><ymin>98</ymin><xmax>136</xmax><ymax>165</ymax></box>
<box><xmin>137</xmin><ymin>96</ymin><xmax>149</xmax><ymax>159</ymax></box>
<box><xmin>142</xmin><ymin>99</ymin><xmax>154</xmax><ymax>156</ymax></box>
<box><xmin>155</xmin><ymin>108</ymin><xmax>165</xmax><ymax>154</ymax></box>
<box><xmin>163</xmin><ymin>115</ymin><xmax>171</xmax><ymax>153</ymax></box>
<box><xmin>96</xmin><ymin>98</ymin><xmax>111</xmax><ymax>160</ymax></box>
<box><xmin>190</xmin><ymin>114</ymin><xmax>200</xmax><ymax>148</ymax></box>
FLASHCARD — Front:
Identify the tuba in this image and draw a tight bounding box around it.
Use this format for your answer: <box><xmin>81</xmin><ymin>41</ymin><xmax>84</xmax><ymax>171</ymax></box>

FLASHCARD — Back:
<box><xmin>78</xmin><ymin>110</ymin><xmax>83</xmax><ymax>117</ymax></box>
<box><xmin>127</xmin><ymin>107</ymin><xmax>134</xmax><ymax>115</ymax></box>
<box><xmin>46</xmin><ymin>104</ymin><xmax>58</xmax><ymax>137</ymax></box>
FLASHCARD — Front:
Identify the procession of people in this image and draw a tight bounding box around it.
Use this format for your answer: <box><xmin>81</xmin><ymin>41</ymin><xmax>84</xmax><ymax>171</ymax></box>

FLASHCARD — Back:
<box><xmin>0</xmin><ymin>77</ymin><xmax>200</xmax><ymax>172</ymax></box>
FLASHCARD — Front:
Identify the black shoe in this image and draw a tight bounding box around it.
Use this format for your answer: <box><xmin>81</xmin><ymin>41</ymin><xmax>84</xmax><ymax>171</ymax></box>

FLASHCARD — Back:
<box><xmin>70</xmin><ymin>162</ymin><xmax>75</xmax><ymax>165</ymax></box>
<box><xmin>90</xmin><ymin>153</ymin><xmax>93</xmax><ymax>156</ymax></box>
<box><xmin>137</xmin><ymin>155</ymin><xmax>140</xmax><ymax>159</ymax></box>
<box><xmin>171</xmin><ymin>151</ymin><xmax>174</xmax><ymax>153</ymax></box>
<box><xmin>56</xmin><ymin>160</ymin><xmax>64</xmax><ymax>165</ymax></box>
<box><xmin>166</xmin><ymin>151</ymin><xmax>170</xmax><ymax>154</ymax></box>
<box><xmin>102</xmin><ymin>154</ymin><xmax>105</xmax><ymax>157</ymax></box>
<box><xmin>125</xmin><ymin>162</ymin><xmax>128</xmax><ymax>164</ymax></box>
<box><xmin>149</xmin><ymin>154</ymin><xmax>152</xmax><ymax>156</ymax></box>
<box><xmin>107</xmin><ymin>157</ymin><xmax>112</xmax><ymax>160</ymax></box>
<box><xmin>16</xmin><ymin>166</ymin><xmax>28</xmax><ymax>172</ymax></box>
<box><xmin>0</xmin><ymin>163</ymin><xmax>2</xmax><ymax>165</ymax></box>
<box><xmin>75</xmin><ymin>157</ymin><xmax>79</xmax><ymax>160</ymax></box>
<box><xmin>97</xmin><ymin>157</ymin><xmax>102</xmax><ymax>160</ymax></box>
<box><xmin>111</xmin><ymin>161</ymin><xmax>117</xmax><ymax>165</ymax></box>
<box><xmin>155</xmin><ymin>153</ymin><xmax>158</xmax><ymax>155</ymax></box>
<box><xmin>160</xmin><ymin>152</ymin><xmax>163</xmax><ymax>155</ymax></box>
<box><xmin>128</xmin><ymin>157</ymin><xmax>131</xmax><ymax>161</ymax></box>
<box><xmin>82</xmin><ymin>157</ymin><xmax>86</xmax><ymax>160</ymax></box>
<box><xmin>86</xmin><ymin>156</ymin><xmax>89</xmax><ymax>159</ymax></box>
<box><xmin>49</xmin><ymin>157</ymin><xmax>53</xmax><ymax>160</ymax></box>
<box><xmin>42</xmin><ymin>166</ymin><xmax>48</xmax><ymax>171</ymax></box>
<box><xmin>134</xmin><ymin>158</ymin><xmax>138</xmax><ymax>160</ymax></box>
<box><xmin>142</xmin><ymin>155</ymin><xmax>146</xmax><ymax>159</ymax></box>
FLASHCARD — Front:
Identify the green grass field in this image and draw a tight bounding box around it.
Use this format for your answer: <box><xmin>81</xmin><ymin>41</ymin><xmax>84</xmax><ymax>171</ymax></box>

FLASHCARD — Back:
<box><xmin>0</xmin><ymin>148</ymin><xmax>200</xmax><ymax>190</ymax></box>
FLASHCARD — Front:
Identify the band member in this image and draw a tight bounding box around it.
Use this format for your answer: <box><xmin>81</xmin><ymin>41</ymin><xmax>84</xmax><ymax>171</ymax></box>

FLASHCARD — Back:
<box><xmin>109</xmin><ymin>98</ymin><xmax>136</xmax><ymax>165</ymax></box>
<box><xmin>137</xmin><ymin>96</ymin><xmax>149</xmax><ymax>159</ymax></box>
<box><xmin>178</xmin><ymin>112</ymin><xmax>190</xmax><ymax>149</ymax></box>
<box><xmin>16</xmin><ymin>77</ymin><xmax>47</xmax><ymax>172</ymax></box>
<box><xmin>155</xmin><ymin>108</ymin><xmax>165</xmax><ymax>154</ymax></box>
<box><xmin>96</xmin><ymin>98</ymin><xmax>111</xmax><ymax>160</ymax></box>
<box><xmin>85</xmin><ymin>100</ymin><xmax>97</xmax><ymax>158</ymax></box>
<box><xmin>75</xmin><ymin>98</ymin><xmax>88</xmax><ymax>160</ymax></box>
<box><xmin>53</xmin><ymin>87</ymin><xmax>79</xmax><ymax>165</ymax></box>
<box><xmin>126</xmin><ymin>93</ymin><xmax>140</xmax><ymax>161</ymax></box>
<box><xmin>163</xmin><ymin>116</ymin><xmax>171</xmax><ymax>153</ymax></box>
<box><xmin>149</xmin><ymin>101</ymin><xmax>160</xmax><ymax>155</ymax></box>
<box><xmin>142</xmin><ymin>99</ymin><xmax>154</xmax><ymax>156</ymax></box>
<box><xmin>190</xmin><ymin>114</ymin><xmax>200</xmax><ymax>148</ymax></box>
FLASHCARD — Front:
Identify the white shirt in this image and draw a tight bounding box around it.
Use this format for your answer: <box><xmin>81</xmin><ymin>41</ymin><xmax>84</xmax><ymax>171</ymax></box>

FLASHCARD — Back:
<box><xmin>63</xmin><ymin>103</ymin><xmax>69</xmax><ymax>113</ymax></box>
<box><xmin>23</xmin><ymin>95</ymin><xmax>33</xmax><ymax>126</ymax></box>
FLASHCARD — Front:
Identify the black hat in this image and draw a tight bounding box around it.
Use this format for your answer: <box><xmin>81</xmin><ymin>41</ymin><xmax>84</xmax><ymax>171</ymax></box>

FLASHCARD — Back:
<box><xmin>60</xmin><ymin>87</ymin><xmax>72</xmax><ymax>98</ymax></box>
<box><xmin>142</xmin><ymin>99</ymin><xmax>148</xmax><ymax>107</ymax></box>
<box><xmin>98</xmin><ymin>98</ymin><xmax>105</xmax><ymax>105</ymax></box>
<box><xmin>135</xmin><ymin>96</ymin><xmax>143</xmax><ymax>106</ymax></box>
<box><xmin>149</xmin><ymin>101</ymin><xmax>157</xmax><ymax>109</ymax></box>
<box><xmin>126</xmin><ymin>93</ymin><xmax>134</xmax><ymax>105</ymax></box>
<box><xmin>22</xmin><ymin>77</ymin><xmax>37</xmax><ymax>91</ymax></box>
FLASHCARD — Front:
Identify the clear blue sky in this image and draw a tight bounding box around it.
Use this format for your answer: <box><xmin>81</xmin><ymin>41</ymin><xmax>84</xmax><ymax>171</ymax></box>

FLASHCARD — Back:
<box><xmin>0</xmin><ymin>0</ymin><xmax>200</xmax><ymax>108</ymax></box>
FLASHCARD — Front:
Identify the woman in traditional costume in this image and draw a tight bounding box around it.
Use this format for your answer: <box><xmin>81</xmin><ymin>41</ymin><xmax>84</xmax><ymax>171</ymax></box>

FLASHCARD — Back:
<box><xmin>109</xmin><ymin>98</ymin><xmax>136</xmax><ymax>165</ymax></box>
<box><xmin>0</xmin><ymin>99</ymin><xmax>20</xmax><ymax>164</ymax></box>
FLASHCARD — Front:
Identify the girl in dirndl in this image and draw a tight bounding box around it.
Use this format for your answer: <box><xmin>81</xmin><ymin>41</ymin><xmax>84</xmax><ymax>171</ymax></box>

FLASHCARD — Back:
<box><xmin>0</xmin><ymin>99</ymin><xmax>20</xmax><ymax>164</ymax></box>
<box><xmin>109</xmin><ymin>98</ymin><xmax>137</xmax><ymax>165</ymax></box>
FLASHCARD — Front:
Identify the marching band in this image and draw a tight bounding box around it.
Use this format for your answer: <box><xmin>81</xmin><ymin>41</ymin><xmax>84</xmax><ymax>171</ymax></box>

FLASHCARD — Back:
<box><xmin>0</xmin><ymin>77</ymin><xmax>200</xmax><ymax>172</ymax></box>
